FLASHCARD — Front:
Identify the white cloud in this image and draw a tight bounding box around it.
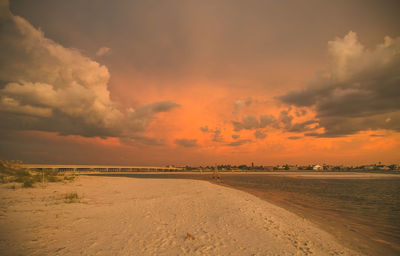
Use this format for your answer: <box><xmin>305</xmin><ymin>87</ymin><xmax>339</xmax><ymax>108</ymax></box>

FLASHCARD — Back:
<box><xmin>0</xmin><ymin>3</ymin><xmax>179</xmax><ymax>138</ymax></box>
<box><xmin>0</xmin><ymin>95</ymin><xmax>52</xmax><ymax>117</ymax></box>
<box><xmin>328</xmin><ymin>31</ymin><xmax>364</xmax><ymax>81</ymax></box>
<box><xmin>280</xmin><ymin>31</ymin><xmax>400</xmax><ymax>137</ymax></box>
<box><xmin>96</xmin><ymin>46</ymin><xmax>111</xmax><ymax>57</ymax></box>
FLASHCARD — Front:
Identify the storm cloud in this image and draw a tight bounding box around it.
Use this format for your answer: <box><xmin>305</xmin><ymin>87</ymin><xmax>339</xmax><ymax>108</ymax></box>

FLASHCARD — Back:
<box><xmin>0</xmin><ymin>3</ymin><xmax>179</xmax><ymax>138</ymax></box>
<box><xmin>174</xmin><ymin>139</ymin><xmax>198</xmax><ymax>148</ymax></box>
<box><xmin>226</xmin><ymin>139</ymin><xmax>252</xmax><ymax>147</ymax></box>
<box><xmin>232</xmin><ymin>134</ymin><xmax>240</xmax><ymax>139</ymax></box>
<box><xmin>288</xmin><ymin>136</ymin><xmax>302</xmax><ymax>140</ymax></box>
<box><xmin>120</xmin><ymin>135</ymin><xmax>165</xmax><ymax>146</ymax></box>
<box><xmin>279</xmin><ymin>31</ymin><xmax>400</xmax><ymax>137</ymax></box>
<box><xmin>254</xmin><ymin>130</ymin><xmax>267</xmax><ymax>139</ymax></box>
<box><xmin>232</xmin><ymin>114</ymin><xmax>275</xmax><ymax>132</ymax></box>
<box><xmin>232</xmin><ymin>111</ymin><xmax>317</xmax><ymax>134</ymax></box>
<box><xmin>200</xmin><ymin>126</ymin><xmax>209</xmax><ymax>132</ymax></box>
<box><xmin>200</xmin><ymin>126</ymin><xmax>224</xmax><ymax>142</ymax></box>
<box><xmin>212</xmin><ymin>129</ymin><xmax>223</xmax><ymax>142</ymax></box>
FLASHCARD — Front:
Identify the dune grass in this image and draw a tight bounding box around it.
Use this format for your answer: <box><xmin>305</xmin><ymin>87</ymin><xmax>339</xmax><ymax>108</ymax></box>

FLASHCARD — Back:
<box><xmin>64</xmin><ymin>191</ymin><xmax>81</xmax><ymax>203</ymax></box>
<box><xmin>0</xmin><ymin>159</ymin><xmax>76</xmax><ymax>188</ymax></box>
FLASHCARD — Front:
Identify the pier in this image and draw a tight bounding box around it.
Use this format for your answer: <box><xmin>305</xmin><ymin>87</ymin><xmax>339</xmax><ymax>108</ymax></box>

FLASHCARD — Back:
<box><xmin>21</xmin><ymin>164</ymin><xmax>184</xmax><ymax>173</ymax></box>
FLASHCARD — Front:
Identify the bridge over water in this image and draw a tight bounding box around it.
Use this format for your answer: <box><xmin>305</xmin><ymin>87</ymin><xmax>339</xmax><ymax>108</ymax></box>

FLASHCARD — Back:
<box><xmin>21</xmin><ymin>164</ymin><xmax>184</xmax><ymax>172</ymax></box>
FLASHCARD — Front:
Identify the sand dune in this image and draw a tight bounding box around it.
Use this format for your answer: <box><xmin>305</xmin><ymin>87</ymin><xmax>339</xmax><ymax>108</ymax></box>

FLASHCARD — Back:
<box><xmin>0</xmin><ymin>176</ymin><xmax>358</xmax><ymax>255</ymax></box>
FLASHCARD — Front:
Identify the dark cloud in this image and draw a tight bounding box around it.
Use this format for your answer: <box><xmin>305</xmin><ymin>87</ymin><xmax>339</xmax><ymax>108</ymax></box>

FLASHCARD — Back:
<box><xmin>120</xmin><ymin>135</ymin><xmax>164</xmax><ymax>146</ymax></box>
<box><xmin>232</xmin><ymin>115</ymin><xmax>258</xmax><ymax>131</ymax></box>
<box><xmin>232</xmin><ymin>134</ymin><xmax>240</xmax><ymax>139</ymax></box>
<box><xmin>259</xmin><ymin>114</ymin><xmax>275</xmax><ymax>128</ymax></box>
<box><xmin>274</xmin><ymin>110</ymin><xmax>319</xmax><ymax>133</ymax></box>
<box><xmin>254</xmin><ymin>130</ymin><xmax>267</xmax><ymax>139</ymax></box>
<box><xmin>295</xmin><ymin>109</ymin><xmax>307</xmax><ymax>117</ymax></box>
<box><xmin>174</xmin><ymin>139</ymin><xmax>198</xmax><ymax>147</ymax></box>
<box><xmin>308</xmin><ymin>113</ymin><xmax>400</xmax><ymax>137</ymax></box>
<box><xmin>232</xmin><ymin>114</ymin><xmax>275</xmax><ymax>132</ymax></box>
<box><xmin>232</xmin><ymin>111</ymin><xmax>318</xmax><ymax>134</ymax></box>
<box><xmin>226</xmin><ymin>139</ymin><xmax>252</xmax><ymax>147</ymax></box>
<box><xmin>10</xmin><ymin>0</ymin><xmax>400</xmax><ymax>86</ymax></box>
<box><xmin>0</xmin><ymin>130</ymin><xmax>168</xmax><ymax>165</ymax></box>
<box><xmin>200</xmin><ymin>126</ymin><xmax>209</xmax><ymax>132</ymax></box>
<box><xmin>146</xmin><ymin>101</ymin><xmax>180</xmax><ymax>113</ymax></box>
<box><xmin>279</xmin><ymin>32</ymin><xmax>400</xmax><ymax>137</ymax></box>
<box><xmin>126</xmin><ymin>101</ymin><xmax>180</xmax><ymax>132</ymax></box>
<box><xmin>0</xmin><ymin>3</ymin><xmax>179</xmax><ymax>139</ymax></box>
<box><xmin>200</xmin><ymin>126</ymin><xmax>224</xmax><ymax>142</ymax></box>
<box><xmin>212</xmin><ymin>129</ymin><xmax>223</xmax><ymax>142</ymax></box>
<box><xmin>288</xmin><ymin>136</ymin><xmax>302</xmax><ymax>140</ymax></box>
<box><xmin>369</xmin><ymin>134</ymin><xmax>385</xmax><ymax>137</ymax></box>
<box><xmin>287</xmin><ymin>119</ymin><xmax>319</xmax><ymax>133</ymax></box>
<box><xmin>304</xmin><ymin>132</ymin><xmax>322</xmax><ymax>137</ymax></box>
<box><xmin>278</xmin><ymin>110</ymin><xmax>294</xmax><ymax>130</ymax></box>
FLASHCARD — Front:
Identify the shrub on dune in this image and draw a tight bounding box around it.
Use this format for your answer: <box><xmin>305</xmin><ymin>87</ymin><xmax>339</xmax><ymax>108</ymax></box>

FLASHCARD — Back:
<box><xmin>0</xmin><ymin>159</ymin><xmax>73</xmax><ymax>187</ymax></box>
<box><xmin>64</xmin><ymin>191</ymin><xmax>81</xmax><ymax>203</ymax></box>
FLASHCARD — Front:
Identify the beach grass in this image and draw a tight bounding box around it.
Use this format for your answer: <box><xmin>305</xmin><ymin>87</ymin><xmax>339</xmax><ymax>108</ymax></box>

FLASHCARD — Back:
<box><xmin>0</xmin><ymin>160</ymin><xmax>76</xmax><ymax>187</ymax></box>
<box><xmin>63</xmin><ymin>191</ymin><xmax>81</xmax><ymax>203</ymax></box>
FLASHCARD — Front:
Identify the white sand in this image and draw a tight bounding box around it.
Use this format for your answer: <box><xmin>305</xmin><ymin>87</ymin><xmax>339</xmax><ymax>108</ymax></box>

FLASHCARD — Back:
<box><xmin>0</xmin><ymin>176</ymin><xmax>359</xmax><ymax>255</ymax></box>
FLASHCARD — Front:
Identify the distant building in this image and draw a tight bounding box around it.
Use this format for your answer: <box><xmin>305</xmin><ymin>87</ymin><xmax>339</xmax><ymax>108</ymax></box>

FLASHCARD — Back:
<box><xmin>273</xmin><ymin>165</ymin><xmax>287</xmax><ymax>170</ymax></box>
<box><xmin>313</xmin><ymin>164</ymin><xmax>323</xmax><ymax>171</ymax></box>
<box><xmin>377</xmin><ymin>165</ymin><xmax>390</xmax><ymax>171</ymax></box>
<box><xmin>363</xmin><ymin>165</ymin><xmax>376</xmax><ymax>170</ymax></box>
<box><xmin>323</xmin><ymin>165</ymin><xmax>333</xmax><ymax>171</ymax></box>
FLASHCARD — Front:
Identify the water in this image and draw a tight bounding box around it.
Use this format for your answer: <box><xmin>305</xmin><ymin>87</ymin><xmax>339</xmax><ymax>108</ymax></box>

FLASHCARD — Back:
<box><xmin>89</xmin><ymin>172</ymin><xmax>400</xmax><ymax>255</ymax></box>
<box><xmin>216</xmin><ymin>174</ymin><xmax>400</xmax><ymax>255</ymax></box>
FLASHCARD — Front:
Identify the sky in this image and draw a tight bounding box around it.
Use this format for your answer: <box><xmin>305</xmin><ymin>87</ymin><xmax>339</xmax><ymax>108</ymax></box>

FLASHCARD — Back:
<box><xmin>0</xmin><ymin>0</ymin><xmax>399</xmax><ymax>166</ymax></box>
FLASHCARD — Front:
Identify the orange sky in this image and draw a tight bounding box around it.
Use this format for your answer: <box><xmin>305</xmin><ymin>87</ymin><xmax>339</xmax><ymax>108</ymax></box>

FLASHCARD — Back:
<box><xmin>0</xmin><ymin>0</ymin><xmax>399</xmax><ymax>165</ymax></box>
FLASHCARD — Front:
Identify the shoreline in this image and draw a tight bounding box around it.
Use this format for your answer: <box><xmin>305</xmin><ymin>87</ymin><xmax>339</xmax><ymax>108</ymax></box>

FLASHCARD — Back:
<box><xmin>218</xmin><ymin>181</ymin><xmax>400</xmax><ymax>256</ymax></box>
<box><xmin>0</xmin><ymin>176</ymin><xmax>359</xmax><ymax>255</ymax></box>
<box><xmin>86</xmin><ymin>172</ymin><xmax>400</xmax><ymax>255</ymax></box>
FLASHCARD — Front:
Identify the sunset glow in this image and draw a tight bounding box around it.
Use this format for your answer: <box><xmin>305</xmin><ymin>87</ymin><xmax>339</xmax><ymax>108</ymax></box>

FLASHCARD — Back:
<box><xmin>0</xmin><ymin>0</ymin><xmax>399</xmax><ymax>166</ymax></box>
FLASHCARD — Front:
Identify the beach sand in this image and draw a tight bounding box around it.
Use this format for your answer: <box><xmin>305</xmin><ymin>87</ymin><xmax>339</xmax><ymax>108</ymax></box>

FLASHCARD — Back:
<box><xmin>0</xmin><ymin>176</ymin><xmax>358</xmax><ymax>255</ymax></box>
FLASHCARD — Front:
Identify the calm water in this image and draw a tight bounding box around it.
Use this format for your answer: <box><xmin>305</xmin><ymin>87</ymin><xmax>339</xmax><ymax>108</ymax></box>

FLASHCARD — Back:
<box><xmin>89</xmin><ymin>172</ymin><xmax>400</xmax><ymax>255</ymax></box>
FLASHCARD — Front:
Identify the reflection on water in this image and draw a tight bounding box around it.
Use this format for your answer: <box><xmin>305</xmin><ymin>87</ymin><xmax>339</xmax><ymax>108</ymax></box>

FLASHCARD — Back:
<box><xmin>91</xmin><ymin>173</ymin><xmax>400</xmax><ymax>255</ymax></box>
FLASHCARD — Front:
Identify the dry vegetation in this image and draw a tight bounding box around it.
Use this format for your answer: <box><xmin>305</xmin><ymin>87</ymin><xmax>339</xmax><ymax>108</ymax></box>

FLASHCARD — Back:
<box><xmin>0</xmin><ymin>159</ymin><xmax>76</xmax><ymax>188</ymax></box>
<box><xmin>64</xmin><ymin>191</ymin><xmax>81</xmax><ymax>203</ymax></box>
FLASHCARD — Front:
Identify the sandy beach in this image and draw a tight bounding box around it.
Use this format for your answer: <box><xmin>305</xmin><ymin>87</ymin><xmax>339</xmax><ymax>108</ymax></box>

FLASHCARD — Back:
<box><xmin>0</xmin><ymin>176</ymin><xmax>359</xmax><ymax>255</ymax></box>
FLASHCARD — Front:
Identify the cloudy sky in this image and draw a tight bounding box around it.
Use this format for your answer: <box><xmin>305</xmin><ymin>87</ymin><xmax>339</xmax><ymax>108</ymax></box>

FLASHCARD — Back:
<box><xmin>1</xmin><ymin>0</ymin><xmax>399</xmax><ymax>165</ymax></box>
